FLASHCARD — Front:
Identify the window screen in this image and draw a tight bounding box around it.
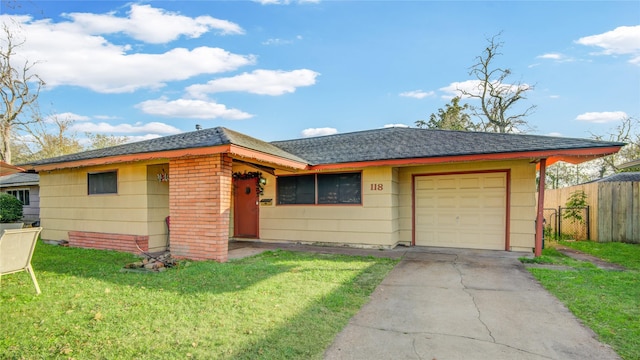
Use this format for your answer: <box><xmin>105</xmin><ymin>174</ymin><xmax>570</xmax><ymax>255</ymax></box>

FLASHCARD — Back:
<box><xmin>88</xmin><ymin>171</ymin><xmax>118</xmax><ymax>195</ymax></box>
<box><xmin>276</xmin><ymin>175</ymin><xmax>315</xmax><ymax>204</ymax></box>
<box><xmin>277</xmin><ymin>172</ymin><xmax>361</xmax><ymax>205</ymax></box>
<box><xmin>318</xmin><ymin>173</ymin><xmax>361</xmax><ymax>204</ymax></box>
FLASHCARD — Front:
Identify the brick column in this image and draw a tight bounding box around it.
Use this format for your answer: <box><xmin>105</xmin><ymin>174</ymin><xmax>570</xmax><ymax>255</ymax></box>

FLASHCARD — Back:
<box><xmin>169</xmin><ymin>154</ymin><xmax>232</xmax><ymax>261</ymax></box>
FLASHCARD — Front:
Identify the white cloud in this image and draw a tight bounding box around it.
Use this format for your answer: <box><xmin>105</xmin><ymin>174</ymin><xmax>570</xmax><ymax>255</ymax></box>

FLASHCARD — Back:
<box><xmin>127</xmin><ymin>134</ymin><xmax>164</xmax><ymax>142</ymax></box>
<box><xmin>71</xmin><ymin>121</ymin><xmax>181</xmax><ymax>134</ymax></box>
<box><xmin>93</xmin><ymin>115</ymin><xmax>121</xmax><ymax>120</ymax></box>
<box><xmin>547</xmin><ymin>132</ymin><xmax>563</xmax><ymax>137</ymax></box>
<box><xmin>384</xmin><ymin>124</ymin><xmax>409</xmax><ymax>128</ymax></box>
<box><xmin>63</xmin><ymin>4</ymin><xmax>244</xmax><ymax>44</ymax></box>
<box><xmin>45</xmin><ymin>112</ymin><xmax>90</xmax><ymax>122</ymax></box>
<box><xmin>536</xmin><ymin>53</ymin><xmax>576</xmax><ymax>63</ymax></box>
<box><xmin>0</xmin><ymin>11</ymin><xmax>255</xmax><ymax>93</ymax></box>
<box><xmin>440</xmin><ymin>80</ymin><xmax>477</xmax><ymax>98</ymax></box>
<box><xmin>575</xmin><ymin>111</ymin><xmax>628</xmax><ymax>123</ymax></box>
<box><xmin>538</xmin><ymin>53</ymin><xmax>563</xmax><ymax>60</ymax></box>
<box><xmin>262</xmin><ymin>38</ymin><xmax>294</xmax><ymax>46</ymax></box>
<box><xmin>399</xmin><ymin>90</ymin><xmax>434</xmax><ymax>99</ymax></box>
<box><xmin>186</xmin><ymin>69</ymin><xmax>320</xmax><ymax>97</ymax></box>
<box><xmin>136</xmin><ymin>98</ymin><xmax>253</xmax><ymax>120</ymax></box>
<box><xmin>301</xmin><ymin>127</ymin><xmax>338</xmax><ymax>137</ymax></box>
<box><xmin>576</xmin><ymin>25</ymin><xmax>640</xmax><ymax>65</ymax></box>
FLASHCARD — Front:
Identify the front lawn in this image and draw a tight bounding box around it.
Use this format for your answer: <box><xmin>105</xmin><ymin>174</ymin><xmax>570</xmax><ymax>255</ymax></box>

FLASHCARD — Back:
<box><xmin>0</xmin><ymin>243</ymin><xmax>398</xmax><ymax>359</ymax></box>
<box><xmin>525</xmin><ymin>241</ymin><xmax>640</xmax><ymax>360</ymax></box>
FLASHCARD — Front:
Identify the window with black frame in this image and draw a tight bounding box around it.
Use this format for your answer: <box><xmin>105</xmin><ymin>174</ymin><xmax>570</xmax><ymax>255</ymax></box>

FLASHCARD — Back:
<box><xmin>88</xmin><ymin>171</ymin><xmax>118</xmax><ymax>195</ymax></box>
<box><xmin>276</xmin><ymin>172</ymin><xmax>361</xmax><ymax>205</ymax></box>
<box><xmin>318</xmin><ymin>173</ymin><xmax>361</xmax><ymax>204</ymax></box>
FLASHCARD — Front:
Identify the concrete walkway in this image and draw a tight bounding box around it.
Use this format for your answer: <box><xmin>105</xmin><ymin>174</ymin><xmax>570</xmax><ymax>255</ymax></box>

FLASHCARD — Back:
<box><xmin>322</xmin><ymin>247</ymin><xmax>620</xmax><ymax>360</ymax></box>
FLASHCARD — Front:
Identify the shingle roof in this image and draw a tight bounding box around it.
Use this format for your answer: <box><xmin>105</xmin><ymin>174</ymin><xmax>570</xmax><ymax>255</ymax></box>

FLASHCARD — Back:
<box><xmin>0</xmin><ymin>172</ymin><xmax>39</xmax><ymax>187</ymax></box>
<box><xmin>272</xmin><ymin>127</ymin><xmax>624</xmax><ymax>165</ymax></box>
<box><xmin>595</xmin><ymin>172</ymin><xmax>640</xmax><ymax>182</ymax></box>
<box><xmin>24</xmin><ymin>126</ymin><xmax>624</xmax><ymax>168</ymax></box>
<box><xmin>25</xmin><ymin>127</ymin><xmax>306</xmax><ymax>166</ymax></box>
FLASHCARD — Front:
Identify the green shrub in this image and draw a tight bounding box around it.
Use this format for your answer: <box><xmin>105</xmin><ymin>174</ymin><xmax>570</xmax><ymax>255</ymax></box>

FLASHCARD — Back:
<box><xmin>0</xmin><ymin>193</ymin><xmax>23</xmax><ymax>223</ymax></box>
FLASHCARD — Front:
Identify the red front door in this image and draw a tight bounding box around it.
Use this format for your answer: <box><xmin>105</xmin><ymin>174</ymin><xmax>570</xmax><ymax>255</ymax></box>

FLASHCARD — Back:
<box><xmin>234</xmin><ymin>178</ymin><xmax>259</xmax><ymax>238</ymax></box>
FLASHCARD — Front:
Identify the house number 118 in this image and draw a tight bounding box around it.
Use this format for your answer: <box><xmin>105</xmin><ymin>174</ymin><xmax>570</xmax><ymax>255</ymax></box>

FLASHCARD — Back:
<box><xmin>370</xmin><ymin>184</ymin><xmax>383</xmax><ymax>191</ymax></box>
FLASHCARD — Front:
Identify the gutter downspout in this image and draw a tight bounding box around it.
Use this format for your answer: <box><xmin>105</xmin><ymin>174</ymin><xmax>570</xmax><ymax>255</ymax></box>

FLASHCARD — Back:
<box><xmin>535</xmin><ymin>158</ymin><xmax>547</xmax><ymax>257</ymax></box>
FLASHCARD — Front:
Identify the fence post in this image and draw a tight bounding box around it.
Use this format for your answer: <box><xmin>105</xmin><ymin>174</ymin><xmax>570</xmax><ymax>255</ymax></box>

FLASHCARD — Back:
<box><xmin>586</xmin><ymin>205</ymin><xmax>590</xmax><ymax>240</ymax></box>
<box><xmin>558</xmin><ymin>206</ymin><xmax>562</xmax><ymax>239</ymax></box>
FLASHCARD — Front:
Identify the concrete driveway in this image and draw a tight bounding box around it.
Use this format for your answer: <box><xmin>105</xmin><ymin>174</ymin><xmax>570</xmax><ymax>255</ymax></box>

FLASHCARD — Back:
<box><xmin>324</xmin><ymin>247</ymin><xmax>620</xmax><ymax>360</ymax></box>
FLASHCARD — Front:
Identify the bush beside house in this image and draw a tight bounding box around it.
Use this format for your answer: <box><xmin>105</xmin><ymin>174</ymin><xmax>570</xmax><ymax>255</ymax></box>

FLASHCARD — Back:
<box><xmin>0</xmin><ymin>193</ymin><xmax>24</xmax><ymax>231</ymax></box>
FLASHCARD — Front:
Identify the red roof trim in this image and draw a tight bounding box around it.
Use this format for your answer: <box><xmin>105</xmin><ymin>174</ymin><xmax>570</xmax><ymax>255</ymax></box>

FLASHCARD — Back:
<box><xmin>0</xmin><ymin>161</ymin><xmax>26</xmax><ymax>176</ymax></box>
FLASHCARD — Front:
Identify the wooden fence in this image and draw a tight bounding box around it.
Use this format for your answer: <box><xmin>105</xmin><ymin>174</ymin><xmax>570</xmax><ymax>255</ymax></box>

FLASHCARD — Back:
<box><xmin>543</xmin><ymin>183</ymin><xmax>599</xmax><ymax>240</ymax></box>
<box><xmin>542</xmin><ymin>181</ymin><xmax>639</xmax><ymax>243</ymax></box>
<box><xmin>597</xmin><ymin>182</ymin><xmax>640</xmax><ymax>243</ymax></box>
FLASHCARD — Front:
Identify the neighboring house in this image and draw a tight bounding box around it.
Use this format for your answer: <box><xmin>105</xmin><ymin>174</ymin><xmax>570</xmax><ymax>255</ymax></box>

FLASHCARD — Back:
<box><xmin>618</xmin><ymin>158</ymin><xmax>640</xmax><ymax>171</ymax></box>
<box><xmin>22</xmin><ymin>127</ymin><xmax>623</xmax><ymax>261</ymax></box>
<box><xmin>0</xmin><ymin>172</ymin><xmax>40</xmax><ymax>224</ymax></box>
<box><xmin>544</xmin><ymin>172</ymin><xmax>640</xmax><ymax>243</ymax></box>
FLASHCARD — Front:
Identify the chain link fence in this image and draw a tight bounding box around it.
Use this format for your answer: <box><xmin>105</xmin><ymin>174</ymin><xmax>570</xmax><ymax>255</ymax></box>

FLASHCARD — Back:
<box><xmin>542</xmin><ymin>206</ymin><xmax>590</xmax><ymax>241</ymax></box>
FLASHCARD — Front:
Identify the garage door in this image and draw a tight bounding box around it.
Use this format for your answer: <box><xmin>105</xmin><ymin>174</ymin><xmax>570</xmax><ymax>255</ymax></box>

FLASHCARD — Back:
<box><xmin>414</xmin><ymin>172</ymin><xmax>507</xmax><ymax>250</ymax></box>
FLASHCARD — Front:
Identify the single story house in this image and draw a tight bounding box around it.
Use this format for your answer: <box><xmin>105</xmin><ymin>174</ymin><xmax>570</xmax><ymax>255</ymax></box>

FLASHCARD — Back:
<box><xmin>23</xmin><ymin>127</ymin><xmax>623</xmax><ymax>261</ymax></box>
<box><xmin>0</xmin><ymin>172</ymin><xmax>40</xmax><ymax>224</ymax></box>
<box><xmin>618</xmin><ymin>158</ymin><xmax>640</xmax><ymax>171</ymax></box>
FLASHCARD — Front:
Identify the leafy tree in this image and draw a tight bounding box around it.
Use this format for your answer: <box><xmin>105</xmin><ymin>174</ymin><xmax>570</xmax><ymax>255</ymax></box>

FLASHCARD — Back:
<box><xmin>0</xmin><ymin>21</ymin><xmax>44</xmax><ymax>163</ymax></box>
<box><xmin>86</xmin><ymin>133</ymin><xmax>129</xmax><ymax>150</ymax></box>
<box><xmin>13</xmin><ymin>111</ymin><xmax>129</xmax><ymax>163</ymax></box>
<box><xmin>590</xmin><ymin>116</ymin><xmax>639</xmax><ymax>177</ymax></box>
<box><xmin>415</xmin><ymin>96</ymin><xmax>476</xmax><ymax>131</ymax></box>
<box><xmin>563</xmin><ymin>190</ymin><xmax>588</xmax><ymax>223</ymax></box>
<box><xmin>459</xmin><ymin>32</ymin><xmax>536</xmax><ymax>133</ymax></box>
<box><xmin>13</xmin><ymin>111</ymin><xmax>83</xmax><ymax>163</ymax></box>
<box><xmin>545</xmin><ymin>162</ymin><xmax>592</xmax><ymax>189</ymax></box>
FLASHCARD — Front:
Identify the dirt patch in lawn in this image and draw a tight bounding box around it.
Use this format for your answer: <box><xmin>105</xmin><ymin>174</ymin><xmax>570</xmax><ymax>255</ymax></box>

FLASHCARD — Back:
<box><xmin>554</xmin><ymin>245</ymin><xmax>626</xmax><ymax>271</ymax></box>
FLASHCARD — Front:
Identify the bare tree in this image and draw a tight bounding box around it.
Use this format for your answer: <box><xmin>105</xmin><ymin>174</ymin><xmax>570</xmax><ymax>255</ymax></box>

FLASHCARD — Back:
<box><xmin>460</xmin><ymin>33</ymin><xmax>536</xmax><ymax>133</ymax></box>
<box><xmin>0</xmin><ymin>21</ymin><xmax>44</xmax><ymax>163</ymax></box>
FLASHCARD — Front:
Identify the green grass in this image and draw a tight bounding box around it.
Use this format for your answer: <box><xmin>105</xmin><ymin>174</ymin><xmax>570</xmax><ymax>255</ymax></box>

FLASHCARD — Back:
<box><xmin>525</xmin><ymin>241</ymin><xmax>640</xmax><ymax>360</ymax></box>
<box><xmin>519</xmin><ymin>247</ymin><xmax>596</xmax><ymax>269</ymax></box>
<box><xmin>0</xmin><ymin>242</ymin><xmax>398</xmax><ymax>359</ymax></box>
<box><xmin>559</xmin><ymin>241</ymin><xmax>640</xmax><ymax>270</ymax></box>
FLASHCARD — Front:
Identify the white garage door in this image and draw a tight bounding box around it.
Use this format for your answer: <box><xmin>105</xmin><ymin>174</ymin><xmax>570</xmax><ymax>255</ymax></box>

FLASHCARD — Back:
<box><xmin>414</xmin><ymin>172</ymin><xmax>507</xmax><ymax>250</ymax></box>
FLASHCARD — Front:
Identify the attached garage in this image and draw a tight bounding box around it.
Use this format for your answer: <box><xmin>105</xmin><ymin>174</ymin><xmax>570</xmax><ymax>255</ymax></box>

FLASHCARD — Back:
<box><xmin>414</xmin><ymin>171</ymin><xmax>508</xmax><ymax>250</ymax></box>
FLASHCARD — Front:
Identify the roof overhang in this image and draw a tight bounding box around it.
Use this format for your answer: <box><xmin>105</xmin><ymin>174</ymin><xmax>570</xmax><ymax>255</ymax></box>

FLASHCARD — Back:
<box><xmin>0</xmin><ymin>161</ymin><xmax>26</xmax><ymax>176</ymax></box>
<box><xmin>27</xmin><ymin>145</ymin><xmax>308</xmax><ymax>172</ymax></box>
<box><xmin>308</xmin><ymin>146</ymin><xmax>623</xmax><ymax>171</ymax></box>
<box><xmin>24</xmin><ymin>143</ymin><xmax>623</xmax><ymax>174</ymax></box>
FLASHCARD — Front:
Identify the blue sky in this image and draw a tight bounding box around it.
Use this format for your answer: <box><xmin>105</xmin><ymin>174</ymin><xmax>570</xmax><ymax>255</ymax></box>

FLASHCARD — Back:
<box><xmin>1</xmin><ymin>1</ymin><xmax>639</xmax><ymax>144</ymax></box>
